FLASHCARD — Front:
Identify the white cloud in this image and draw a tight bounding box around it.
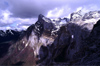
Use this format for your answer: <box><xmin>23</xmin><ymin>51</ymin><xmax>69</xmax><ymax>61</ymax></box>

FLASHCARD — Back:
<box><xmin>74</xmin><ymin>5</ymin><xmax>100</xmax><ymax>16</ymax></box>
<box><xmin>46</xmin><ymin>4</ymin><xmax>100</xmax><ymax>19</ymax></box>
<box><xmin>47</xmin><ymin>8</ymin><xmax>64</xmax><ymax>18</ymax></box>
<box><xmin>0</xmin><ymin>10</ymin><xmax>13</xmax><ymax>24</ymax></box>
<box><xmin>76</xmin><ymin>7</ymin><xmax>82</xmax><ymax>12</ymax></box>
<box><xmin>0</xmin><ymin>10</ymin><xmax>37</xmax><ymax>30</ymax></box>
<box><xmin>82</xmin><ymin>5</ymin><xmax>100</xmax><ymax>12</ymax></box>
<box><xmin>46</xmin><ymin>5</ymin><xmax>71</xmax><ymax>18</ymax></box>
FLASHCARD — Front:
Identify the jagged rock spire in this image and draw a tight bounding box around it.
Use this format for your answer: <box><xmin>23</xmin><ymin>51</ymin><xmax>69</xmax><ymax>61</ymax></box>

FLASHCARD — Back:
<box><xmin>38</xmin><ymin>14</ymin><xmax>44</xmax><ymax>21</ymax></box>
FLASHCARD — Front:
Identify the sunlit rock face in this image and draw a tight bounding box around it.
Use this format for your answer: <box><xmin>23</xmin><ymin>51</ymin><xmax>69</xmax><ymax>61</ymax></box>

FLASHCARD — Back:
<box><xmin>27</xmin><ymin>14</ymin><xmax>69</xmax><ymax>59</ymax></box>
<box><xmin>0</xmin><ymin>14</ymin><xmax>66</xmax><ymax>66</ymax></box>
<box><xmin>0</xmin><ymin>29</ymin><xmax>36</xmax><ymax>66</ymax></box>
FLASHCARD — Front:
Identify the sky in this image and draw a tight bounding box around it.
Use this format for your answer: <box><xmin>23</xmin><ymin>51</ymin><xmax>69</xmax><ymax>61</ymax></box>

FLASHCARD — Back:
<box><xmin>0</xmin><ymin>0</ymin><xmax>100</xmax><ymax>30</ymax></box>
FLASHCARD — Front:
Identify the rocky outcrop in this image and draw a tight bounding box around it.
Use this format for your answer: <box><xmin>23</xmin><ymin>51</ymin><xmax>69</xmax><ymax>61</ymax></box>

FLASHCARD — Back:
<box><xmin>37</xmin><ymin>19</ymin><xmax>100</xmax><ymax>65</ymax></box>
<box><xmin>79</xmin><ymin>20</ymin><xmax>100</xmax><ymax>65</ymax></box>
<box><xmin>0</xmin><ymin>39</ymin><xmax>36</xmax><ymax>66</ymax></box>
<box><xmin>0</xmin><ymin>29</ymin><xmax>36</xmax><ymax>66</ymax></box>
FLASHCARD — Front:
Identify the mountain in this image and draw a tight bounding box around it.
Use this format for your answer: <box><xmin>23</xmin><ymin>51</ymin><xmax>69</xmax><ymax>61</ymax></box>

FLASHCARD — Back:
<box><xmin>0</xmin><ymin>10</ymin><xmax>100</xmax><ymax>66</ymax></box>
<box><xmin>38</xmin><ymin>20</ymin><xmax>100</xmax><ymax>65</ymax></box>
<box><xmin>70</xmin><ymin>10</ymin><xmax>100</xmax><ymax>22</ymax></box>
<box><xmin>82</xmin><ymin>11</ymin><xmax>100</xmax><ymax>21</ymax></box>
<box><xmin>0</xmin><ymin>30</ymin><xmax>26</xmax><ymax>43</ymax></box>
<box><xmin>70</xmin><ymin>10</ymin><xmax>82</xmax><ymax>22</ymax></box>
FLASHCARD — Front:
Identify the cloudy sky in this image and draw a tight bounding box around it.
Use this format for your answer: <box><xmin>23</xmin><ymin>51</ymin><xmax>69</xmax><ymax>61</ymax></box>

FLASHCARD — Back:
<box><xmin>0</xmin><ymin>0</ymin><xmax>100</xmax><ymax>30</ymax></box>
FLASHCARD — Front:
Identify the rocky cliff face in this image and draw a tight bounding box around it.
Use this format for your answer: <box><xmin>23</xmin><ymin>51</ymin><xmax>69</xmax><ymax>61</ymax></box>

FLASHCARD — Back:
<box><xmin>0</xmin><ymin>10</ymin><xmax>100</xmax><ymax>66</ymax></box>
<box><xmin>0</xmin><ymin>29</ymin><xmax>36</xmax><ymax>66</ymax></box>
<box><xmin>37</xmin><ymin>20</ymin><xmax>100</xmax><ymax>65</ymax></box>
<box><xmin>36</xmin><ymin>11</ymin><xmax>100</xmax><ymax>65</ymax></box>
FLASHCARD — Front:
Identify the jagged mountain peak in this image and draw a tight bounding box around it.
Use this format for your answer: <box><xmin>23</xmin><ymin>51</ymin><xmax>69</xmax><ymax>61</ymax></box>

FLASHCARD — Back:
<box><xmin>70</xmin><ymin>10</ymin><xmax>82</xmax><ymax>21</ymax></box>
<box><xmin>82</xmin><ymin>10</ymin><xmax>100</xmax><ymax>21</ymax></box>
<box><xmin>70</xmin><ymin>10</ymin><xmax>100</xmax><ymax>22</ymax></box>
<box><xmin>38</xmin><ymin>14</ymin><xmax>45</xmax><ymax>20</ymax></box>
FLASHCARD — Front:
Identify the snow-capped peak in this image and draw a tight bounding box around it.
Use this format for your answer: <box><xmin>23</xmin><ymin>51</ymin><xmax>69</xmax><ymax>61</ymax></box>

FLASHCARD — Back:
<box><xmin>70</xmin><ymin>10</ymin><xmax>100</xmax><ymax>22</ymax></box>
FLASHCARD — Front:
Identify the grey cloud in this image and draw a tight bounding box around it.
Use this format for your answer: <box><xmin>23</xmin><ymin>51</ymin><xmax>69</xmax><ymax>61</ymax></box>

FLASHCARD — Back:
<box><xmin>0</xmin><ymin>0</ymin><xmax>99</xmax><ymax>18</ymax></box>
<box><xmin>7</xmin><ymin>0</ymin><xmax>65</xmax><ymax>18</ymax></box>
<box><xmin>6</xmin><ymin>0</ymin><xmax>96</xmax><ymax>18</ymax></box>
<box><xmin>0</xmin><ymin>0</ymin><xmax>100</xmax><ymax>31</ymax></box>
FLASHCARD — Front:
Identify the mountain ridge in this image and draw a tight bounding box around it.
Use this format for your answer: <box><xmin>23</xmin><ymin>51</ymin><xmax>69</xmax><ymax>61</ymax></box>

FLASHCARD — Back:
<box><xmin>0</xmin><ymin>10</ymin><xmax>100</xmax><ymax>65</ymax></box>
